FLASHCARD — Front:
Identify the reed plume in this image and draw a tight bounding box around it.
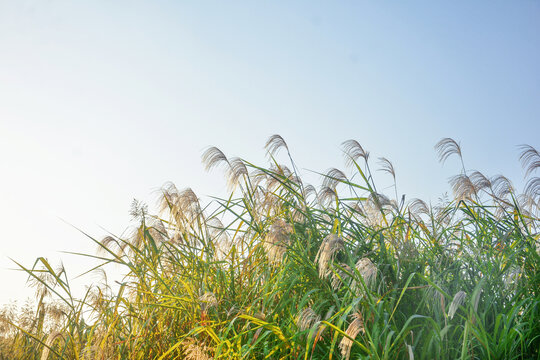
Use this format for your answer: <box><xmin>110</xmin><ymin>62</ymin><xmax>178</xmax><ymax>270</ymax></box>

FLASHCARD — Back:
<box><xmin>342</xmin><ymin>139</ymin><xmax>370</xmax><ymax>166</ymax></box>
<box><xmin>435</xmin><ymin>137</ymin><xmax>462</xmax><ymax>165</ymax></box>
<box><xmin>263</xmin><ymin>219</ymin><xmax>293</xmax><ymax>264</ymax></box>
<box><xmin>448</xmin><ymin>290</ymin><xmax>466</xmax><ymax>319</ymax></box>
<box><xmin>354</xmin><ymin>257</ymin><xmax>377</xmax><ymax>290</ymax></box>
<box><xmin>296</xmin><ymin>307</ymin><xmax>321</xmax><ymax>331</ymax></box>
<box><xmin>315</xmin><ymin>234</ymin><xmax>344</xmax><ymax>278</ymax></box>
<box><xmin>339</xmin><ymin>311</ymin><xmax>365</xmax><ymax>360</ymax></box>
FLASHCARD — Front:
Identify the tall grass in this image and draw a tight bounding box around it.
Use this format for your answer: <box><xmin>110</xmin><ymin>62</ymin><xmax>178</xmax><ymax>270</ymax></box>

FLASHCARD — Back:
<box><xmin>1</xmin><ymin>136</ymin><xmax>539</xmax><ymax>359</ymax></box>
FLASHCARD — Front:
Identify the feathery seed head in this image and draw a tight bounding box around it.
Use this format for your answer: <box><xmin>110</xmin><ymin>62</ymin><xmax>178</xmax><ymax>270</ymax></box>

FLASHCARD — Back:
<box><xmin>435</xmin><ymin>138</ymin><xmax>462</xmax><ymax>164</ymax></box>
<box><xmin>99</xmin><ymin>235</ymin><xmax>121</xmax><ymax>255</ymax></box>
<box><xmin>448</xmin><ymin>290</ymin><xmax>466</xmax><ymax>319</ymax></box>
<box><xmin>342</xmin><ymin>139</ymin><xmax>370</xmax><ymax>166</ymax></box>
<box><xmin>355</xmin><ymin>257</ymin><xmax>377</xmax><ymax>289</ymax></box>
<box><xmin>199</xmin><ymin>292</ymin><xmax>218</xmax><ymax>311</ymax></box>
<box><xmin>450</xmin><ymin>174</ymin><xmax>476</xmax><ymax>202</ymax></box>
<box><xmin>318</xmin><ymin>186</ymin><xmax>338</xmax><ymax>207</ymax></box>
<box><xmin>469</xmin><ymin>171</ymin><xmax>491</xmax><ymax>192</ymax></box>
<box><xmin>296</xmin><ymin>307</ymin><xmax>321</xmax><ymax>331</ymax></box>
<box><xmin>408</xmin><ymin>198</ymin><xmax>430</xmax><ymax>222</ymax></box>
<box><xmin>519</xmin><ymin>144</ymin><xmax>540</xmax><ymax>178</ymax></box>
<box><xmin>45</xmin><ymin>301</ymin><xmax>68</xmax><ymax>325</ymax></box>
<box><xmin>207</xmin><ymin>218</ymin><xmax>233</xmax><ymax>260</ymax></box>
<box><xmin>378</xmin><ymin>157</ymin><xmax>396</xmax><ymax>180</ymax></box>
<box><xmin>524</xmin><ymin>178</ymin><xmax>540</xmax><ymax>200</ymax></box>
<box><xmin>264</xmin><ymin>219</ymin><xmax>293</xmax><ymax>264</ymax></box>
<box><xmin>331</xmin><ymin>263</ymin><xmax>352</xmax><ymax>290</ymax></box>
<box><xmin>128</xmin><ymin>218</ymin><xmax>168</xmax><ymax>249</ymax></box>
<box><xmin>263</xmin><ymin>164</ymin><xmax>294</xmax><ymax>191</ymax></box>
<box><xmin>338</xmin><ymin>311</ymin><xmax>365</xmax><ymax>360</ymax></box>
<box><xmin>250</xmin><ymin>168</ymin><xmax>268</xmax><ymax>188</ymax></box>
<box><xmin>322</xmin><ymin>168</ymin><xmax>348</xmax><ymax>190</ymax></box>
<box><xmin>316</xmin><ymin>234</ymin><xmax>344</xmax><ymax>279</ymax></box>
<box><xmin>369</xmin><ymin>192</ymin><xmax>392</xmax><ymax>210</ymax></box>
<box><xmin>304</xmin><ymin>184</ymin><xmax>317</xmax><ymax>200</ymax></box>
<box><xmin>409</xmin><ymin>198</ymin><xmax>429</xmax><ymax>215</ymax></box>
<box><xmin>148</xmin><ymin>219</ymin><xmax>168</xmax><ymax>242</ymax></box>
<box><xmin>129</xmin><ymin>198</ymin><xmax>148</xmax><ymax>220</ymax></box>
<box><xmin>491</xmin><ymin>175</ymin><xmax>514</xmax><ymax>199</ymax></box>
<box><xmin>183</xmin><ymin>338</ymin><xmax>212</xmax><ymax>360</ymax></box>
<box><xmin>40</xmin><ymin>331</ymin><xmax>63</xmax><ymax>360</ymax></box>
<box><xmin>265</xmin><ymin>134</ymin><xmax>289</xmax><ymax>156</ymax></box>
<box><xmin>226</xmin><ymin>157</ymin><xmax>249</xmax><ymax>189</ymax></box>
<box><xmin>201</xmin><ymin>146</ymin><xmax>229</xmax><ymax>172</ymax></box>
<box><xmin>28</xmin><ymin>266</ymin><xmax>56</xmax><ymax>300</ymax></box>
<box><xmin>160</xmin><ymin>186</ymin><xmax>203</xmax><ymax>227</ymax></box>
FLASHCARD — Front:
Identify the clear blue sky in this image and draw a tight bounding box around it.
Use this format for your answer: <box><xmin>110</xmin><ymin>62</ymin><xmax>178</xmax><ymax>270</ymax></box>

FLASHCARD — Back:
<box><xmin>1</xmin><ymin>1</ymin><xmax>539</xmax><ymax>304</ymax></box>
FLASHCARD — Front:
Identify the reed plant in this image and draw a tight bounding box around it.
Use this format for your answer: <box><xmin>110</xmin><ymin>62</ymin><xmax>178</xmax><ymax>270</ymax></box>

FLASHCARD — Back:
<box><xmin>1</xmin><ymin>136</ymin><xmax>539</xmax><ymax>359</ymax></box>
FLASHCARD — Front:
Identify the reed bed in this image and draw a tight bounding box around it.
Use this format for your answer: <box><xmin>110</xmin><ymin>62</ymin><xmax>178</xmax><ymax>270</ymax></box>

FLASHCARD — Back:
<box><xmin>1</xmin><ymin>136</ymin><xmax>539</xmax><ymax>359</ymax></box>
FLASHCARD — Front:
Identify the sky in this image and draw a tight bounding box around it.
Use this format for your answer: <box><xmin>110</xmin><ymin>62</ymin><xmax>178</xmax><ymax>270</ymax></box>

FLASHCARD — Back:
<box><xmin>0</xmin><ymin>1</ymin><xmax>539</xmax><ymax>305</ymax></box>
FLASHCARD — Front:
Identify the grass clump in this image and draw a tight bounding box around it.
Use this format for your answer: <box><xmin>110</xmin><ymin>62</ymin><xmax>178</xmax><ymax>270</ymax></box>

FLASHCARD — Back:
<box><xmin>1</xmin><ymin>135</ymin><xmax>539</xmax><ymax>359</ymax></box>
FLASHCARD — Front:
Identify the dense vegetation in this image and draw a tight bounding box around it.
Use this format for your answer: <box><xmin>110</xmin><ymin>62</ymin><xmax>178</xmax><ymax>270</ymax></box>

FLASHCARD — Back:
<box><xmin>1</xmin><ymin>136</ymin><xmax>539</xmax><ymax>359</ymax></box>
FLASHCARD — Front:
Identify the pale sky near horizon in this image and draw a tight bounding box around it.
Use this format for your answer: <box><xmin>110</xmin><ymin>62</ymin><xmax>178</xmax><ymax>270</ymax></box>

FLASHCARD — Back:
<box><xmin>1</xmin><ymin>1</ymin><xmax>539</xmax><ymax>305</ymax></box>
